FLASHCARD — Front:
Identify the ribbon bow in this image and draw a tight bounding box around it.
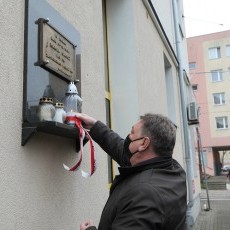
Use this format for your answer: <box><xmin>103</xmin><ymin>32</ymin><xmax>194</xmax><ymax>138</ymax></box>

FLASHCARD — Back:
<box><xmin>63</xmin><ymin>116</ymin><xmax>96</xmax><ymax>178</ymax></box>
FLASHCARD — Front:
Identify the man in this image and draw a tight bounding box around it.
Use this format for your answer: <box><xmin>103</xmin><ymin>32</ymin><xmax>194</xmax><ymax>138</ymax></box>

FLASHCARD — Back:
<box><xmin>78</xmin><ymin>113</ymin><xmax>187</xmax><ymax>230</ymax></box>
<box><xmin>227</xmin><ymin>170</ymin><xmax>230</xmax><ymax>182</ymax></box>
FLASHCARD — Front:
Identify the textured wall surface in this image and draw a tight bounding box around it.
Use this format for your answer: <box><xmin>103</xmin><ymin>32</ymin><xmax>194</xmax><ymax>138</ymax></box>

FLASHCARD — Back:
<box><xmin>0</xmin><ymin>0</ymin><xmax>107</xmax><ymax>229</ymax></box>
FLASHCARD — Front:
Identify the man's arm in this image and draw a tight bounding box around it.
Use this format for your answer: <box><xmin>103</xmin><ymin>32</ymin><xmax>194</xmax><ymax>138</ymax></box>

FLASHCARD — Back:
<box><xmin>85</xmin><ymin>227</ymin><xmax>97</xmax><ymax>230</ymax></box>
<box><xmin>90</xmin><ymin>121</ymin><xmax>131</xmax><ymax>166</ymax></box>
<box><xmin>76</xmin><ymin>113</ymin><xmax>130</xmax><ymax>166</ymax></box>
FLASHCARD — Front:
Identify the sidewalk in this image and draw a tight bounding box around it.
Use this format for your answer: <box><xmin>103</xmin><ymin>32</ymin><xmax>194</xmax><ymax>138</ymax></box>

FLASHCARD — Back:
<box><xmin>194</xmin><ymin>189</ymin><xmax>230</xmax><ymax>230</ymax></box>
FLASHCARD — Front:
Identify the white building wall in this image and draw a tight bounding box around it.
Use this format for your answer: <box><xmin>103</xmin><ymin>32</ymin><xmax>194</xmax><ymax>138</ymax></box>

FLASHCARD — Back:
<box><xmin>0</xmin><ymin>0</ymin><xmax>108</xmax><ymax>229</ymax></box>
<box><xmin>106</xmin><ymin>0</ymin><xmax>184</xmax><ymax>165</ymax></box>
<box><xmin>106</xmin><ymin>0</ymin><xmax>139</xmax><ymax>136</ymax></box>
<box><xmin>135</xmin><ymin>1</ymin><xmax>184</xmax><ymax>165</ymax></box>
<box><xmin>150</xmin><ymin>0</ymin><xmax>176</xmax><ymax>51</ymax></box>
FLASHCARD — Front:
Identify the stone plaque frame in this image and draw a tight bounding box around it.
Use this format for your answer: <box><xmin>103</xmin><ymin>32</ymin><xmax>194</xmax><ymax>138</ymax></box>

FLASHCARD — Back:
<box><xmin>22</xmin><ymin>0</ymin><xmax>81</xmax><ymax>146</ymax></box>
<box><xmin>34</xmin><ymin>18</ymin><xmax>76</xmax><ymax>82</ymax></box>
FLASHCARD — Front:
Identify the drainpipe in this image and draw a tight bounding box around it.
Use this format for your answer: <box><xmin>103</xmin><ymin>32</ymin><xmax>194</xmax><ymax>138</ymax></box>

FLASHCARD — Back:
<box><xmin>172</xmin><ymin>0</ymin><xmax>194</xmax><ymax>229</ymax></box>
<box><xmin>196</xmin><ymin>127</ymin><xmax>211</xmax><ymax>210</ymax></box>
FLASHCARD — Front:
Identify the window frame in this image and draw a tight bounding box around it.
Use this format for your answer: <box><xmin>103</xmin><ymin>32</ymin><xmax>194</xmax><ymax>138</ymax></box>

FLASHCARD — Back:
<box><xmin>192</xmin><ymin>84</ymin><xmax>198</xmax><ymax>91</ymax></box>
<box><xmin>208</xmin><ymin>47</ymin><xmax>221</xmax><ymax>59</ymax></box>
<box><xmin>201</xmin><ymin>150</ymin><xmax>208</xmax><ymax>166</ymax></box>
<box><xmin>189</xmin><ymin>62</ymin><xmax>196</xmax><ymax>70</ymax></box>
<box><xmin>215</xmin><ymin>116</ymin><xmax>228</xmax><ymax>129</ymax></box>
<box><xmin>226</xmin><ymin>45</ymin><xmax>230</xmax><ymax>57</ymax></box>
<box><xmin>213</xmin><ymin>92</ymin><xmax>225</xmax><ymax>105</ymax></box>
<box><xmin>211</xmin><ymin>69</ymin><xmax>223</xmax><ymax>82</ymax></box>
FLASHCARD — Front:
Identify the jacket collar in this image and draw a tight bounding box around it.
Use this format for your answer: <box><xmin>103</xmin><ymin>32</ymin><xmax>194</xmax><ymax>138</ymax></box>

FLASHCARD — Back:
<box><xmin>110</xmin><ymin>156</ymin><xmax>173</xmax><ymax>195</ymax></box>
<box><xmin>118</xmin><ymin>156</ymin><xmax>173</xmax><ymax>177</ymax></box>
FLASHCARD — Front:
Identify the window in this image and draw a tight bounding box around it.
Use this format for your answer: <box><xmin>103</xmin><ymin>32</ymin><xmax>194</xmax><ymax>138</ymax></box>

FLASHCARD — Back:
<box><xmin>216</xmin><ymin>117</ymin><xmax>228</xmax><ymax>129</ymax></box>
<box><xmin>208</xmin><ymin>47</ymin><xmax>221</xmax><ymax>59</ymax></box>
<box><xmin>211</xmin><ymin>70</ymin><xmax>223</xmax><ymax>82</ymax></box>
<box><xmin>192</xmin><ymin>84</ymin><xmax>198</xmax><ymax>91</ymax></box>
<box><xmin>213</xmin><ymin>93</ymin><xmax>225</xmax><ymax>105</ymax></box>
<box><xmin>189</xmin><ymin>62</ymin><xmax>196</xmax><ymax>70</ymax></box>
<box><xmin>226</xmin><ymin>45</ymin><xmax>230</xmax><ymax>57</ymax></box>
<box><xmin>103</xmin><ymin>0</ymin><xmax>113</xmax><ymax>184</ymax></box>
<box><xmin>164</xmin><ymin>54</ymin><xmax>177</xmax><ymax>124</ymax></box>
<box><xmin>201</xmin><ymin>150</ymin><xmax>208</xmax><ymax>166</ymax></box>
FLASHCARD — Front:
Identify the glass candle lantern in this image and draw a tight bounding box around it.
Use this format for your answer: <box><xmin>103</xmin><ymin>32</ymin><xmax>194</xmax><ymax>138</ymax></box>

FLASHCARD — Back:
<box><xmin>53</xmin><ymin>102</ymin><xmax>66</xmax><ymax>123</ymax></box>
<box><xmin>63</xmin><ymin>82</ymin><xmax>82</xmax><ymax>125</ymax></box>
<box><xmin>38</xmin><ymin>97</ymin><xmax>55</xmax><ymax>121</ymax></box>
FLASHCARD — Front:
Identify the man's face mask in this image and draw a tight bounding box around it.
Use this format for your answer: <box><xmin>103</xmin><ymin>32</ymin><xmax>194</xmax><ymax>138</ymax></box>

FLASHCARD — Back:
<box><xmin>123</xmin><ymin>135</ymin><xmax>145</xmax><ymax>158</ymax></box>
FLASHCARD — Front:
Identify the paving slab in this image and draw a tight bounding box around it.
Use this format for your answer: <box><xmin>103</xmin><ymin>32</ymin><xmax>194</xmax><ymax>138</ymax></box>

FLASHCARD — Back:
<box><xmin>194</xmin><ymin>189</ymin><xmax>230</xmax><ymax>230</ymax></box>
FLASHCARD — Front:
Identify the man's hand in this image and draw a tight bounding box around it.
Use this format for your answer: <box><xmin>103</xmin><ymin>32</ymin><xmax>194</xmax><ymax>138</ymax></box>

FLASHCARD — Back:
<box><xmin>76</xmin><ymin>113</ymin><xmax>97</xmax><ymax>130</ymax></box>
<box><xmin>80</xmin><ymin>220</ymin><xmax>94</xmax><ymax>230</ymax></box>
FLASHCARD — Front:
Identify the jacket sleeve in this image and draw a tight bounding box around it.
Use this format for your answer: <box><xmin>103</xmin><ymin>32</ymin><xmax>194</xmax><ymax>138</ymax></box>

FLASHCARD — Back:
<box><xmin>89</xmin><ymin>121</ymin><xmax>131</xmax><ymax>166</ymax></box>
<box><xmin>111</xmin><ymin>184</ymin><xmax>164</xmax><ymax>230</ymax></box>
<box><xmin>85</xmin><ymin>226</ymin><xmax>97</xmax><ymax>230</ymax></box>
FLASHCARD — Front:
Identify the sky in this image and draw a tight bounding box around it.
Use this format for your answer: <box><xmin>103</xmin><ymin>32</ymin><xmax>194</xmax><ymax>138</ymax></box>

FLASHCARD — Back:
<box><xmin>183</xmin><ymin>0</ymin><xmax>230</xmax><ymax>37</ymax></box>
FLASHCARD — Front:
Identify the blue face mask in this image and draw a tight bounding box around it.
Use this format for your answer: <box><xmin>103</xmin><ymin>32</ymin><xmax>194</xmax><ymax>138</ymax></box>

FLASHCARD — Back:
<box><xmin>123</xmin><ymin>135</ymin><xmax>145</xmax><ymax>157</ymax></box>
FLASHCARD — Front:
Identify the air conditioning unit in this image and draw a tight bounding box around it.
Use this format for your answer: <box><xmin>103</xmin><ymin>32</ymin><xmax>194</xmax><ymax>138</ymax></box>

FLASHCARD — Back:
<box><xmin>187</xmin><ymin>102</ymin><xmax>199</xmax><ymax>124</ymax></box>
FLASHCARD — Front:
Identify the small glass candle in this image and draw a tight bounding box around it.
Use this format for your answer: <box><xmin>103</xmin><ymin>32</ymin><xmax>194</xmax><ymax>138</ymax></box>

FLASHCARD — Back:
<box><xmin>38</xmin><ymin>97</ymin><xmax>55</xmax><ymax>121</ymax></box>
<box><xmin>53</xmin><ymin>102</ymin><xmax>66</xmax><ymax>123</ymax></box>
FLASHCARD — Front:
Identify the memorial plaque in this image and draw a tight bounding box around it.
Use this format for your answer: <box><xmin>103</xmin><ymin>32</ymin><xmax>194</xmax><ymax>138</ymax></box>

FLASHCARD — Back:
<box><xmin>35</xmin><ymin>18</ymin><xmax>76</xmax><ymax>82</ymax></box>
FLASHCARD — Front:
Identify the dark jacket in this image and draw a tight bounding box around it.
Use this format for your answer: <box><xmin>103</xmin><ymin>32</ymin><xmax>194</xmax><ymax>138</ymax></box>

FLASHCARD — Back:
<box><xmin>87</xmin><ymin>121</ymin><xmax>187</xmax><ymax>230</ymax></box>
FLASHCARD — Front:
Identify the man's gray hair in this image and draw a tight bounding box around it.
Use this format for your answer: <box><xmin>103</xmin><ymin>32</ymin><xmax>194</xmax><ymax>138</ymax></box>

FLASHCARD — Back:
<box><xmin>140</xmin><ymin>113</ymin><xmax>176</xmax><ymax>156</ymax></box>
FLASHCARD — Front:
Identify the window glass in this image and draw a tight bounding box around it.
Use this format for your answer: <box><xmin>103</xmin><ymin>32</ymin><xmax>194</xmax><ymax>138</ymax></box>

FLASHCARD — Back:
<box><xmin>213</xmin><ymin>93</ymin><xmax>225</xmax><ymax>105</ymax></box>
<box><xmin>201</xmin><ymin>150</ymin><xmax>207</xmax><ymax>166</ymax></box>
<box><xmin>208</xmin><ymin>47</ymin><xmax>221</xmax><ymax>59</ymax></box>
<box><xmin>226</xmin><ymin>45</ymin><xmax>230</xmax><ymax>57</ymax></box>
<box><xmin>216</xmin><ymin>117</ymin><xmax>228</xmax><ymax>129</ymax></box>
<box><xmin>211</xmin><ymin>70</ymin><xmax>223</xmax><ymax>82</ymax></box>
<box><xmin>192</xmin><ymin>84</ymin><xmax>198</xmax><ymax>91</ymax></box>
<box><xmin>189</xmin><ymin>62</ymin><xmax>196</xmax><ymax>70</ymax></box>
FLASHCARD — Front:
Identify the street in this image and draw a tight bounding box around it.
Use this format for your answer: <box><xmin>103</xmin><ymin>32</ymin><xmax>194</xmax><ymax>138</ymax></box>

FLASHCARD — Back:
<box><xmin>194</xmin><ymin>189</ymin><xmax>230</xmax><ymax>230</ymax></box>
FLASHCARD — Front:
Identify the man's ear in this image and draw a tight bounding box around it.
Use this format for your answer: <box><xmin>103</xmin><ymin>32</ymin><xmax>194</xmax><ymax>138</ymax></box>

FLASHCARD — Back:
<box><xmin>138</xmin><ymin>137</ymin><xmax>150</xmax><ymax>152</ymax></box>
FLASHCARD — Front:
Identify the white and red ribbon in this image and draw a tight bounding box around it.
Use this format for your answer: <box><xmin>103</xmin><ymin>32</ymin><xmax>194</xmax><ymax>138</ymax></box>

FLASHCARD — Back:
<box><xmin>63</xmin><ymin>116</ymin><xmax>96</xmax><ymax>178</ymax></box>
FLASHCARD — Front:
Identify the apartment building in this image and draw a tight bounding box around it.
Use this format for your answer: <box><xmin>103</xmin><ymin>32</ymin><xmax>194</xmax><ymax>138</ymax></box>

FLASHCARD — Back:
<box><xmin>187</xmin><ymin>30</ymin><xmax>230</xmax><ymax>176</ymax></box>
